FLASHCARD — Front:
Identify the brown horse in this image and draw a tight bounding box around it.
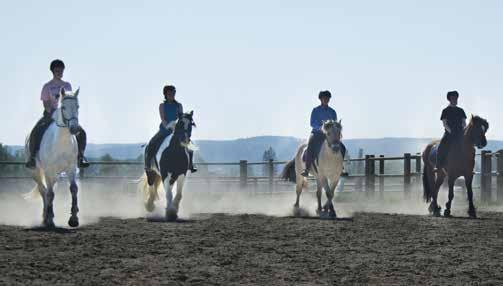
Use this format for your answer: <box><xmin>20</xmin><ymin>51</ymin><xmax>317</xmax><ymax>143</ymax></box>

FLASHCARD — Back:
<box><xmin>422</xmin><ymin>115</ymin><xmax>489</xmax><ymax>218</ymax></box>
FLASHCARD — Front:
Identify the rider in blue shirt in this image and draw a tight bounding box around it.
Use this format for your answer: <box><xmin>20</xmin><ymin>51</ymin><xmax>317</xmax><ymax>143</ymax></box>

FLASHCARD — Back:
<box><xmin>301</xmin><ymin>90</ymin><xmax>346</xmax><ymax>177</ymax></box>
<box><xmin>144</xmin><ymin>85</ymin><xmax>196</xmax><ymax>174</ymax></box>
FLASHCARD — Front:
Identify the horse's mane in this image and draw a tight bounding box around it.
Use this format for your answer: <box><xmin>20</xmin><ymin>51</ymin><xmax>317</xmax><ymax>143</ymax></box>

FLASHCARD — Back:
<box><xmin>467</xmin><ymin>115</ymin><xmax>489</xmax><ymax>132</ymax></box>
<box><xmin>322</xmin><ymin>120</ymin><xmax>342</xmax><ymax>132</ymax></box>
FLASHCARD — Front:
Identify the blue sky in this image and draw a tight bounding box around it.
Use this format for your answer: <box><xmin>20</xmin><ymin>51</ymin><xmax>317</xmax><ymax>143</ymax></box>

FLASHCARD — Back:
<box><xmin>1</xmin><ymin>0</ymin><xmax>502</xmax><ymax>144</ymax></box>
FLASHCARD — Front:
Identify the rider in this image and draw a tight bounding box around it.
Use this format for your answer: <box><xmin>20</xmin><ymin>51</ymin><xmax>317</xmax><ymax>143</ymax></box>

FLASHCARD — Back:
<box><xmin>25</xmin><ymin>59</ymin><xmax>89</xmax><ymax>169</ymax></box>
<box><xmin>436</xmin><ymin>90</ymin><xmax>467</xmax><ymax>173</ymax></box>
<box><xmin>144</xmin><ymin>85</ymin><xmax>197</xmax><ymax>173</ymax></box>
<box><xmin>301</xmin><ymin>90</ymin><xmax>346</xmax><ymax>177</ymax></box>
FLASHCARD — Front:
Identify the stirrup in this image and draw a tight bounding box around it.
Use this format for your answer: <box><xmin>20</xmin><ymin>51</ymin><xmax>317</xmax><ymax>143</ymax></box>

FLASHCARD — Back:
<box><xmin>78</xmin><ymin>157</ymin><xmax>90</xmax><ymax>168</ymax></box>
<box><xmin>300</xmin><ymin>169</ymin><xmax>309</xmax><ymax>177</ymax></box>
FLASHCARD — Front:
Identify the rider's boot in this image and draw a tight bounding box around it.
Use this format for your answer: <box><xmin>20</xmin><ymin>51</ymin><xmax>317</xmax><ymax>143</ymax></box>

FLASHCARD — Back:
<box><xmin>188</xmin><ymin>150</ymin><xmax>197</xmax><ymax>173</ymax></box>
<box><xmin>25</xmin><ymin>157</ymin><xmax>36</xmax><ymax>169</ymax></box>
<box><xmin>301</xmin><ymin>153</ymin><xmax>312</xmax><ymax>177</ymax></box>
<box><xmin>78</xmin><ymin>155</ymin><xmax>90</xmax><ymax>168</ymax></box>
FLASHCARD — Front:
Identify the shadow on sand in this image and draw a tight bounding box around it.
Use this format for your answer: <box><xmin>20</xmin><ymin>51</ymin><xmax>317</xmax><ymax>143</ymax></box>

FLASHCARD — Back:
<box><xmin>146</xmin><ymin>216</ymin><xmax>195</xmax><ymax>223</ymax></box>
<box><xmin>25</xmin><ymin>226</ymin><xmax>77</xmax><ymax>234</ymax></box>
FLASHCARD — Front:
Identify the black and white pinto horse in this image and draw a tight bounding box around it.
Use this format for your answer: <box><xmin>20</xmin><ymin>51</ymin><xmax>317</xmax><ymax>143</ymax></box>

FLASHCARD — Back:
<box><xmin>281</xmin><ymin>120</ymin><xmax>344</xmax><ymax>218</ymax></box>
<box><xmin>138</xmin><ymin>111</ymin><xmax>196</xmax><ymax>221</ymax></box>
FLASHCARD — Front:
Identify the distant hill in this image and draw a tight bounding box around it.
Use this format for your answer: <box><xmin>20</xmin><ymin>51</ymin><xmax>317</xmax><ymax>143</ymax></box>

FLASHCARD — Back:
<box><xmin>6</xmin><ymin>137</ymin><xmax>503</xmax><ymax>162</ymax></box>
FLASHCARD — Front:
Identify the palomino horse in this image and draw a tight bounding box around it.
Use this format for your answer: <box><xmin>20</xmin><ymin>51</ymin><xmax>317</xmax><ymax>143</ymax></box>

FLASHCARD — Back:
<box><xmin>138</xmin><ymin>111</ymin><xmax>196</xmax><ymax>221</ymax></box>
<box><xmin>25</xmin><ymin>87</ymin><xmax>82</xmax><ymax>227</ymax></box>
<box><xmin>423</xmin><ymin>115</ymin><xmax>489</xmax><ymax>218</ymax></box>
<box><xmin>281</xmin><ymin>120</ymin><xmax>344</xmax><ymax>218</ymax></box>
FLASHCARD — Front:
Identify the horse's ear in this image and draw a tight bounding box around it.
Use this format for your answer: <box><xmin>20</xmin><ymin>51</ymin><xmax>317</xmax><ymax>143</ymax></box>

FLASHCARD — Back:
<box><xmin>338</xmin><ymin>119</ymin><xmax>342</xmax><ymax>125</ymax></box>
<box><xmin>189</xmin><ymin>110</ymin><xmax>194</xmax><ymax>116</ymax></box>
<box><xmin>74</xmin><ymin>87</ymin><xmax>80</xmax><ymax>97</ymax></box>
<box><xmin>60</xmin><ymin>87</ymin><xmax>66</xmax><ymax>99</ymax></box>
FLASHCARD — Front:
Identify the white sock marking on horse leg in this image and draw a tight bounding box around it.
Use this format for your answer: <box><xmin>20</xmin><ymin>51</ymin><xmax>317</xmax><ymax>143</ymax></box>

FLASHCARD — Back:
<box><xmin>174</xmin><ymin>175</ymin><xmax>185</xmax><ymax>211</ymax></box>
<box><xmin>164</xmin><ymin>176</ymin><xmax>174</xmax><ymax>210</ymax></box>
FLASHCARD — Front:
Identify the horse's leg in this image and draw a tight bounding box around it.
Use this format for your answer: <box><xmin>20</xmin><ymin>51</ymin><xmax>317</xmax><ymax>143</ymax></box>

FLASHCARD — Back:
<box><xmin>173</xmin><ymin>175</ymin><xmax>185</xmax><ymax>212</ymax></box>
<box><xmin>44</xmin><ymin>176</ymin><xmax>56</xmax><ymax>227</ymax></box>
<box><xmin>465</xmin><ymin>173</ymin><xmax>477</xmax><ymax>218</ymax></box>
<box><xmin>430</xmin><ymin>174</ymin><xmax>444</xmax><ymax>217</ymax></box>
<box><xmin>293</xmin><ymin>177</ymin><xmax>304</xmax><ymax>208</ymax></box>
<box><xmin>163</xmin><ymin>175</ymin><xmax>177</xmax><ymax>221</ymax></box>
<box><xmin>326</xmin><ymin>178</ymin><xmax>339</xmax><ymax>218</ymax></box>
<box><xmin>444</xmin><ymin>176</ymin><xmax>456</xmax><ymax>217</ymax></box>
<box><xmin>315</xmin><ymin>181</ymin><xmax>322</xmax><ymax>215</ymax></box>
<box><xmin>68</xmin><ymin>172</ymin><xmax>79</xmax><ymax>227</ymax></box>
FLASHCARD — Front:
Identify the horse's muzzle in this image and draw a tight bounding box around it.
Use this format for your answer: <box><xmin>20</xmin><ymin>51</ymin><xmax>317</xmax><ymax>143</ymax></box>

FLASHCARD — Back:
<box><xmin>69</xmin><ymin>125</ymin><xmax>79</xmax><ymax>135</ymax></box>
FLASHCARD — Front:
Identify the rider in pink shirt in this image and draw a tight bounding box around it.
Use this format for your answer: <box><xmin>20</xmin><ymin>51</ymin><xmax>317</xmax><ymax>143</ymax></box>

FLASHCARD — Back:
<box><xmin>25</xmin><ymin>59</ymin><xmax>90</xmax><ymax>169</ymax></box>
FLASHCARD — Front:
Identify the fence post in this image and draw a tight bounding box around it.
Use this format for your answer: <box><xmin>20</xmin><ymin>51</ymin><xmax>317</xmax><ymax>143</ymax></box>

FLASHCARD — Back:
<box><xmin>268</xmin><ymin>159</ymin><xmax>274</xmax><ymax>192</ymax></box>
<box><xmin>379</xmin><ymin>155</ymin><xmax>385</xmax><ymax>197</ymax></box>
<box><xmin>365</xmin><ymin>155</ymin><xmax>370</xmax><ymax>192</ymax></box>
<box><xmin>369</xmin><ymin>155</ymin><xmax>375</xmax><ymax>195</ymax></box>
<box><xmin>497</xmin><ymin>150</ymin><xmax>503</xmax><ymax>203</ymax></box>
<box><xmin>404</xmin><ymin>153</ymin><xmax>411</xmax><ymax>196</ymax></box>
<box><xmin>356</xmin><ymin>149</ymin><xmax>364</xmax><ymax>192</ymax></box>
<box><xmin>480</xmin><ymin>151</ymin><xmax>491</xmax><ymax>203</ymax></box>
<box><xmin>240</xmin><ymin>160</ymin><xmax>248</xmax><ymax>188</ymax></box>
<box><xmin>415</xmin><ymin>153</ymin><xmax>421</xmax><ymax>174</ymax></box>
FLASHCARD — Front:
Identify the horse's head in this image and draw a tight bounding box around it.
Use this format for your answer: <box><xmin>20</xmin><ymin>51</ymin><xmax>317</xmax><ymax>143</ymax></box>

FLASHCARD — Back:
<box><xmin>322</xmin><ymin>119</ymin><xmax>343</xmax><ymax>146</ymax></box>
<box><xmin>174</xmin><ymin>111</ymin><xmax>196</xmax><ymax>145</ymax></box>
<box><xmin>466</xmin><ymin>115</ymin><xmax>489</xmax><ymax>149</ymax></box>
<box><xmin>59</xmin><ymin>87</ymin><xmax>80</xmax><ymax>135</ymax></box>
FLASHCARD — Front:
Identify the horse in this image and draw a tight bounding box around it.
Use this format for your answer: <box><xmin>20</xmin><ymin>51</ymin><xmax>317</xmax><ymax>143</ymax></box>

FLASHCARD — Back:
<box><xmin>422</xmin><ymin>115</ymin><xmax>489</xmax><ymax>218</ymax></box>
<box><xmin>25</xmin><ymin>87</ymin><xmax>82</xmax><ymax>228</ymax></box>
<box><xmin>281</xmin><ymin>120</ymin><xmax>344</xmax><ymax>218</ymax></box>
<box><xmin>138</xmin><ymin>111</ymin><xmax>196</xmax><ymax>221</ymax></box>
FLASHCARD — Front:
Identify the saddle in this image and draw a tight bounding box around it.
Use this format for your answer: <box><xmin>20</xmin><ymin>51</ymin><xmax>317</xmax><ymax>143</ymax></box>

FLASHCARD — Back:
<box><xmin>429</xmin><ymin>144</ymin><xmax>439</xmax><ymax>166</ymax></box>
<box><xmin>302</xmin><ymin>140</ymin><xmax>344</xmax><ymax>162</ymax></box>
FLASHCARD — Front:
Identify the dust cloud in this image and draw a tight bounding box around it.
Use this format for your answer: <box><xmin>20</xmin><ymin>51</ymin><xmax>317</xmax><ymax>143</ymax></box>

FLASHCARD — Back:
<box><xmin>0</xmin><ymin>177</ymin><xmax>500</xmax><ymax>227</ymax></box>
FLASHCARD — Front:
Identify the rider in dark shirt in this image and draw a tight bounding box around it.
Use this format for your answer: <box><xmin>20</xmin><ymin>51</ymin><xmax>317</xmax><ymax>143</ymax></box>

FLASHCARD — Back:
<box><xmin>436</xmin><ymin>90</ymin><xmax>467</xmax><ymax>172</ymax></box>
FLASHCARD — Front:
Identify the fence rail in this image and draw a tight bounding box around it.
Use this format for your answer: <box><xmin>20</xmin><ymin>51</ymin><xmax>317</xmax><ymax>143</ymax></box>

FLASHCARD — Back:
<box><xmin>1</xmin><ymin>151</ymin><xmax>502</xmax><ymax>203</ymax></box>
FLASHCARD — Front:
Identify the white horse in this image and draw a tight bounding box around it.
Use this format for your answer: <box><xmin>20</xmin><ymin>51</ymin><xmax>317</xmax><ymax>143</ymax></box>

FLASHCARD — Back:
<box><xmin>281</xmin><ymin>120</ymin><xmax>344</xmax><ymax>218</ymax></box>
<box><xmin>138</xmin><ymin>112</ymin><xmax>196</xmax><ymax>221</ymax></box>
<box><xmin>25</xmin><ymin>87</ymin><xmax>81</xmax><ymax>228</ymax></box>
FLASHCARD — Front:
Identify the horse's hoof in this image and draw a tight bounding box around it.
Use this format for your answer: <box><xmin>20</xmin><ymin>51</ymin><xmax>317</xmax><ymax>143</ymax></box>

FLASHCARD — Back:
<box><xmin>68</xmin><ymin>216</ymin><xmax>79</xmax><ymax>228</ymax></box>
<box><xmin>166</xmin><ymin>209</ymin><xmax>178</xmax><ymax>222</ymax></box>
<box><xmin>43</xmin><ymin>220</ymin><xmax>55</xmax><ymax>229</ymax></box>
<box><xmin>319</xmin><ymin>210</ymin><xmax>329</xmax><ymax>219</ymax></box>
<box><xmin>468</xmin><ymin>208</ymin><xmax>477</xmax><ymax>219</ymax></box>
<box><xmin>432</xmin><ymin>207</ymin><xmax>441</xmax><ymax>217</ymax></box>
<box><xmin>329</xmin><ymin>211</ymin><xmax>337</xmax><ymax>219</ymax></box>
<box><xmin>444</xmin><ymin>209</ymin><xmax>451</xmax><ymax>217</ymax></box>
<box><xmin>145</xmin><ymin>201</ymin><xmax>155</xmax><ymax>212</ymax></box>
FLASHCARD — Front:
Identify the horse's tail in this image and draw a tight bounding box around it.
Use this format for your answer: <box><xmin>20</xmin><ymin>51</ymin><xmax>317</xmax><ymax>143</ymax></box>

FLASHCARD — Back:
<box><xmin>24</xmin><ymin>185</ymin><xmax>41</xmax><ymax>200</ymax></box>
<box><xmin>137</xmin><ymin>172</ymin><xmax>162</xmax><ymax>212</ymax></box>
<box><xmin>422</xmin><ymin>145</ymin><xmax>435</xmax><ymax>203</ymax></box>
<box><xmin>281</xmin><ymin>160</ymin><xmax>296</xmax><ymax>182</ymax></box>
<box><xmin>281</xmin><ymin>143</ymin><xmax>307</xmax><ymax>183</ymax></box>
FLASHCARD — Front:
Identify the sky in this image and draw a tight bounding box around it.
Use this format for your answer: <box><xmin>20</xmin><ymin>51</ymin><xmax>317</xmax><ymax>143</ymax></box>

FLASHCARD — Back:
<box><xmin>1</xmin><ymin>0</ymin><xmax>502</xmax><ymax>145</ymax></box>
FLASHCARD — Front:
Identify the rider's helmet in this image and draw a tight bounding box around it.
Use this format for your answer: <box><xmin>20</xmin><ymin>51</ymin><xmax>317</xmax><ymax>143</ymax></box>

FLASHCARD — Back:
<box><xmin>50</xmin><ymin>59</ymin><xmax>65</xmax><ymax>72</ymax></box>
<box><xmin>446</xmin><ymin>90</ymin><xmax>459</xmax><ymax>101</ymax></box>
<box><xmin>318</xmin><ymin>90</ymin><xmax>332</xmax><ymax>99</ymax></box>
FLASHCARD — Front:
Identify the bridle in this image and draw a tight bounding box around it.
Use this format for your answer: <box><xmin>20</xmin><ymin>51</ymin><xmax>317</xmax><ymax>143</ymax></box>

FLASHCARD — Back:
<box><xmin>55</xmin><ymin>97</ymin><xmax>79</xmax><ymax>128</ymax></box>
